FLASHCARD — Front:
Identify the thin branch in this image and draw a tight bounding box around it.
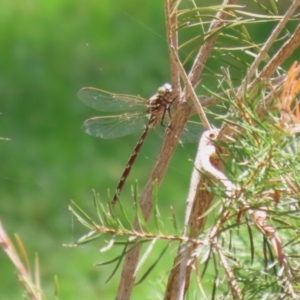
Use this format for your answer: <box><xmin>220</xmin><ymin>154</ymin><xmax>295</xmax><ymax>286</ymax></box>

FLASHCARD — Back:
<box><xmin>116</xmin><ymin>103</ymin><xmax>193</xmax><ymax>300</ymax></box>
<box><xmin>165</xmin><ymin>2</ymin><xmax>237</xmax><ymax>298</ymax></box>
<box><xmin>170</xmin><ymin>45</ymin><xmax>212</xmax><ymax>130</ymax></box>
<box><xmin>90</xmin><ymin>224</ymin><xmax>206</xmax><ymax>245</ymax></box>
<box><xmin>190</xmin><ymin>75</ymin><xmax>286</xmax><ymax>117</ymax></box>
<box><xmin>214</xmin><ymin>243</ymin><xmax>242</xmax><ymax>299</ymax></box>
<box><xmin>248</xmin><ymin>22</ymin><xmax>300</xmax><ymax>92</ymax></box>
<box><xmin>116</xmin><ymin>108</ymin><xmax>191</xmax><ymax>300</ymax></box>
<box><xmin>188</xmin><ymin>0</ymin><xmax>238</xmax><ymax>87</ymax></box>
<box><xmin>165</xmin><ymin>0</ymin><xmax>181</xmax><ymax>93</ymax></box>
<box><xmin>165</xmin><ymin>130</ymin><xmax>221</xmax><ymax>300</ymax></box>
<box><xmin>243</xmin><ymin>0</ymin><xmax>300</xmax><ymax>85</ymax></box>
<box><xmin>116</xmin><ymin>2</ymin><xmax>192</xmax><ymax>299</ymax></box>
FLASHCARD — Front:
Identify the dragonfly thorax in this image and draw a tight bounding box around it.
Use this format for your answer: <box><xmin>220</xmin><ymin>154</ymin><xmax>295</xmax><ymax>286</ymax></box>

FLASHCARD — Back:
<box><xmin>148</xmin><ymin>83</ymin><xmax>173</xmax><ymax>107</ymax></box>
<box><xmin>147</xmin><ymin>83</ymin><xmax>173</xmax><ymax>128</ymax></box>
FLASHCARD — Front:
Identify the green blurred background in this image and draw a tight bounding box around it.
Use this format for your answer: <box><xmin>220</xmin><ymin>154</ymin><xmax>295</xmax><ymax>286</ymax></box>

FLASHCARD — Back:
<box><xmin>0</xmin><ymin>0</ymin><xmax>202</xmax><ymax>299</ymax></box>
<box><xmin>0</xmin><ymin>0</ymin><xmax>296</xmax><ymax>299</ymax></box>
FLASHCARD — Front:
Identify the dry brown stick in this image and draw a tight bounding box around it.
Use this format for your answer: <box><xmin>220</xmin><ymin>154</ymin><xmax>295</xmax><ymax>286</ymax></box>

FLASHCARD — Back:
<box><xmin>164</xmin><ymin>2</ymin><xmax>237</xmax><ymax>298</ymax></box>
<box><xmin>248</xmin><ymin>22</ymin><xmax>300</xmax><ymax>93</ymax></box>
<box><xmin>188</xmin><ymin>0</ymin><xmax>238</xmax><ymax>87</ymax></box>
<box><xmin>221</xmin><ymin>16</ymin><xmax>300</xmax><ymax>141</ymax></box>
<box><xmin>243</xmin><ymin>0</ymin><xmax>300</xmax><ymax>85</ymax></box>
<box><xmin>182</xmin><ymin>0</ymin><xmax>237</xmax><ymax>234</ymax></box>
<box><xmin>191</xmin><ymin>75</ymin><xmax>286</xmax><ymax>117</ymax></box>
<box><xmin>115</xmin><ymin>1</ymin><xmax>187</xmax><ymax>299</ymax></box>
<box><xmin>214</xmin><ymin>242</ymin><xmax>242</xmax><ymax>299</ymax></box>
<box><xmin>116</xmin><ymin>106</ymin><xmax>193</xmax><ymax>300</ymax></box>
<box><xmin>165</xmin><ymin>0</ymin><xmax>181</xmax><ymax>94</ymax></box>
<box><xmin>170</xmin><ymin>46</ymin><xmax>212</xmax><ymax>130</ymax></box>
<box><xmin>166</xmin><ymin>130</ymin><xmax>221</xmax><ymax>300</ymax></box>
<box><xmin>203</xmin><ymin>210</ymin><xmax>241</xmax><ymax>300</ymax></box>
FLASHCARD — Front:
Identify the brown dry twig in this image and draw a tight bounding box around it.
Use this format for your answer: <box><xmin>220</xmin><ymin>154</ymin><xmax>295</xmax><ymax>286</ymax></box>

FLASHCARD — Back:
<box><xmin>165</xmin><ymin>1</ymin><xmax>238</xmax><ymax>298</ymax></box>
<box><xmin>116</xmin><ymin>1</ymin><xmax>190</xmax><ymax>299</ymax></box>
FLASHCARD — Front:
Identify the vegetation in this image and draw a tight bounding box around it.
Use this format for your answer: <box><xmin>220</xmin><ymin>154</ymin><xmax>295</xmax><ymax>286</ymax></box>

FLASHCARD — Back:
<box><xmin>1</xmin><ymin>0</ymin><xmax>300</xmax><ymax>299</ymax></box>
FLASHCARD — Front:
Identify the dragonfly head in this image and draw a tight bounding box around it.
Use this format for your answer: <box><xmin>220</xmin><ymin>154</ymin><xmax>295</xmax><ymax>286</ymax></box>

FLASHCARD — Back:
<box><xmin>157</xmin><ymin>83</ymin><xmax>172</xmax><ymax>96</ymax></box>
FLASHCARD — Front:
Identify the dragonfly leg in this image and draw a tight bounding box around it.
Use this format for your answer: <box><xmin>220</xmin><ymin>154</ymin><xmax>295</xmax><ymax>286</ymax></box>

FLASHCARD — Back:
<box><xmin>160</xmin><ymin>96</ymin><xmax>177</xmax><ymax>127</ymax></box>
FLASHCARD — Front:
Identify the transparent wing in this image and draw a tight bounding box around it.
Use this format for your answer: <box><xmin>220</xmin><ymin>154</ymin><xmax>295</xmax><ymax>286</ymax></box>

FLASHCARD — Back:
<box><xmin>78</xmin><ymin>87</ymin><xmax>147</xmax><ymax>112</ymax></box>
<box><xmin>180</xmin><ymin>121</ymin><xmax>203</xmax><ymax>143</ymax></box>
<box><xmin>154</xmin><ymin>120</ymin><xmax>203</xmax><ymax>143</ymax></box>
<box><xmin>82</xmin><ymin>112</ymin><xmax>148</xmax><ymax>139</ymax></box>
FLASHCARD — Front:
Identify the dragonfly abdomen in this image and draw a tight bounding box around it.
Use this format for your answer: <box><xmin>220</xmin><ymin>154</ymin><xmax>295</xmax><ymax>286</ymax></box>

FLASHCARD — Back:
<box><xmin>112</xmin><ymin>125</ymin><xmax>150</xmax><ymax>205</ymax></box>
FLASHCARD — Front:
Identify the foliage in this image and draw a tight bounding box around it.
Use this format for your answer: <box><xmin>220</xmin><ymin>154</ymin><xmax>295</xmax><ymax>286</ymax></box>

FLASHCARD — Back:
<box><xmin>1</xmin><ymin>0</ymin><xmax>300</xmax><ymax>299</ymax></box>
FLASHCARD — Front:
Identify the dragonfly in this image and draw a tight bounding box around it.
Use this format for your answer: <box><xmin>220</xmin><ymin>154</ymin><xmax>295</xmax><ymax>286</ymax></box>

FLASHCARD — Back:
<box><xmin>78</xmin><ymin>83</ymin><xmax>176</xmax><ymax>205</ymax></box>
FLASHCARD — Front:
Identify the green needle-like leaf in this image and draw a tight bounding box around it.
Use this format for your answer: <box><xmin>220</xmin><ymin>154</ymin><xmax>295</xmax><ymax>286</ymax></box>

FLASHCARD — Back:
<box><xmin>135</xmin><ymin>242</ymin><xmax>170</xmax><ymax>285</ymax></box>
<box><xmin>105</xmin><ymin>241</ymin><xmax>130</xmax><ymax>283</ymax></box>
<box><xmin>69</xmin><ymin>201</ymin><xmax>96</xmax><ymax>229</ymax></box>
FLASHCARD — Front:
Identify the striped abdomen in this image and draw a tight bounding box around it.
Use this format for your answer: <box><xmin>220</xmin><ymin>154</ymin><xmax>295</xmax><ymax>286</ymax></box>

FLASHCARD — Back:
<box><xmin>112</xmin><ymin>125</ymin><xmax>150</xmax><ymax>205</ymax></box>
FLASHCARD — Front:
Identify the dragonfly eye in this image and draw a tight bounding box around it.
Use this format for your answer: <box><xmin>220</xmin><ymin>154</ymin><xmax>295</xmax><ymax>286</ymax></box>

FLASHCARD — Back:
<box><xmin>157</xmin><ymin>83</ymin><xmax>172</xmax><ymax>95</ymax></box>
